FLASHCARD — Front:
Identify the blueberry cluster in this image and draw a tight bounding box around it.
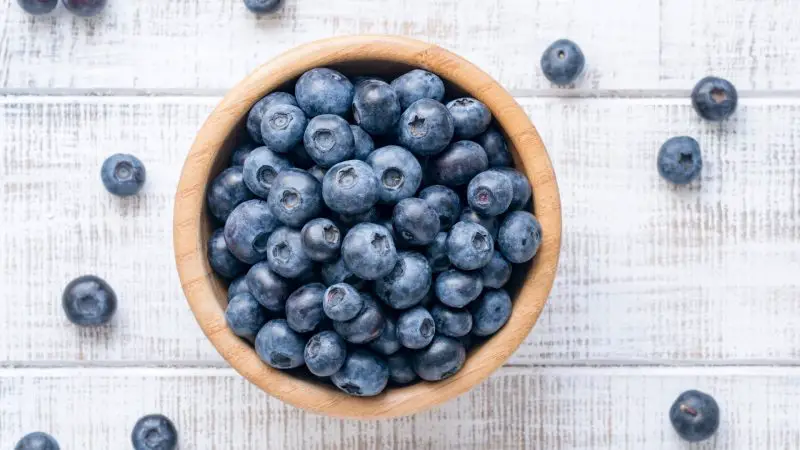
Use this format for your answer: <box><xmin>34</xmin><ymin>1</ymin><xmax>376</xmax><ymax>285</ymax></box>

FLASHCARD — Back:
<box><xmin>17</xmin><ymin>0</ymin><xmax>106</xmax><ymax>16</ymax></box>
<box><xmin>209</xmin><ymin>67</ymin><xmax>541</xmax><ymax>396</ymax></box>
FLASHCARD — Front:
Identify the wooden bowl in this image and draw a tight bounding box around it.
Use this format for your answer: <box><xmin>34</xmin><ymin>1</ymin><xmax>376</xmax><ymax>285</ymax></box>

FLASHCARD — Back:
<box><xmin>173</xmin><ymin>35</ymin><xmax>562</xmax><ymax>418</ymax></box>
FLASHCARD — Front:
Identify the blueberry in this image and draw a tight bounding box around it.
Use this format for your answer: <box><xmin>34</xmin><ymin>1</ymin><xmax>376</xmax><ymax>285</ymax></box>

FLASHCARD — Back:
<box><xmin>260</xmin><ymin>104</ymin><xmax>308</xmax><ymax>154</ymax></box>
<box><xmin>285</xmin><ymin>283</ymin><xmax>326</xmax><ymax>333</ymax></box>
<box><xmin>101</xmin><ymin>153</ymin><xmax>146</xmax><ymax>197</ymax></box>
<box><xmin>419</xmin><ymin>185</ymin><xmax>461</xmax><ymax>231</ymax></box>
<box><xmin>62</xmin><ymin>0</ymin><xmax>106</xmax><ymax>17</ymax></box>
<box><xmin>242</xmin><ymin>146</ymin><xmax>291</xmax><ymax>199</ymax></box>
<box><xmin>331</xmin><ymin>349</ymin><xmax>389</xmax><ymax>397</ymax></box>
<box><xmin>352</xmin><ymin>75</ymin><xmax>386</xmax><ymax>88</ymax></box>
<box><xmin>541</xmin><ymin>39</ymin><xmax>585</xmax><ymax>85</ymax></box>
<box><xmin>391</xmin><ymin>69</ymin><xmax>446</xmax><ymax>110</ymax></box>
<box><xmin>351</xmin><ymin>125</ymin><xmax>376</xmax><ymax>160</ymax></box>
<box><xmin>480</xmin><ymin>251</ymin><xmax>512</xmax><ymax>289</ymax></box>
<box><xmin>288</xmin><ymin>142</ymin><xmax>315</xmax><ymax>169</ymax></box>
<box><xmin>321</xmin><ymin>256</ymin><xmax>364</xmax><ymax>289</ymax></box>
<box><xmin>392</xmin><ymin>198</ymin><xmax>440</xmax><ymax>246</ymax></box>
<box><xmin>230</xmin><ymin>142</ymin><xmax>259</xmax><ymax>167</ymax></box>
<box><xmin>375</xmin><ymin>251</ymin><xmax>432</xmax><ymax>310</ymax></box>
<box><xmin>131</xmin><ymin>414</ymin><xmax>177</xmax><ymax>450</ymax></box>
<box><xmin>669</xmin><ymin>390</ymin><xmax>720</xmax><ymax>442</ymax></box>
<box><xmin>425</xmin><ymin>232</ymin><xmax>451</xmax><ymax>273</ymax></box>
<box><xmin>691</xmin><ymin>76</ymin><xmax>738</xmax><ymax>121</ymax></box>
<box><xmin>245</xmin><ymin>262</ymin><xmax>291</xmax><ymax>312</ymax></box>
<box><xmin>62</xmin><ymin>275</ymin><xmax>117</xmax><ymax>326</ymax></box>
<box><xmin>307</xmin><ymin>165</ymin><xmax>327</xmax><ymax>183</ymax></box>
<box><xmin>397</xmin><ymin>99</ymin><xmax>455</xmax><ymax>156</ymax></box>
<box><xmin>225</xmin><ymin>293</ymin><xmax>268</xmax><ymax>340</ymax></box>
<box><xmin>412</xmin><ymin>335</ymin><xmax>466</xmax><ymax>381</ymax></box>
<box><xmin>332</xmin><ymin>294</ymin><xmax>386</xmax><ymax>344</ymax></box>
<box><xmin>322</xmin><ymin>160</ymin><xmax>380</xmax><ymax>215</ymax></box>
<box><xmin>431</xmin><ymin>303</ymin><xmax>473</xmax><ymax>337</ymax></box>
<box><xmin>300</xmin><ymin>218</ymin><xmax>341</xmax><ymax>262</ymax></box>
<box><xmin>429</xmin><ymin>140</ymin><xmax>489</xmax><ymax>187</ymax></box>
<box><xmin>243</xmin><ymin>0</ymin><xmax>283</xmax><ymax>13</ymax></box>
<box><xmin>434</xmin><ymin>269</ymin><xmax>483</xmax><ymax>308</ymax></box>
<box><xmin>386</xmin><ymin>352</ymin><xmax>419</xmax><ymax>385</ymax></box>
<box><xmin>295</xmin><ymin>68</ymin><xmax>354</xmax><ymax>118</ymax></box>
<box><xmin>17</xmin><ymin>0</ymin><xmax>57</xmax><ymax>15</ymax></box>
<box><xmin>247</xmin><ymin>92</ymin><xmax>298</xmax><ymax>143</ymax></box>
<box><xmin>227</xmin><ymin>276</ymin><xmax>250</xmax><ymax>300</ymax></box>
<box><xmin>366</xmin><ymin>145</ymin><xmax>422</xmax><ymax>204</ymax></box>
<box><xmin>304</xmin><ymin>330</ymin><xmax>347</xmax><ymax>377</ymax></box>
<box><xmin>267</xmin><ymin>168</ymin><xmax>322</xmax><ymax>227</ymax></box>
<box><xmin>475</xmin><ymin>127</ymin><xmax>512</xmax><ymax>168</ymax></box>
<box><xmin>266</xmin><ymin>227</ymin><xmax>314</xmax><ymax>279</ymax></box>
<box><xmin>208</xmin><ymin>228</ymin><xmax>248</xmax><ymax>279</ymax></box>
<box><xmin>396</xmin><ymin>306</ymin><xmax>435</xmax><ymax>349</ymax></box>
<box><xmin>223</xmin><ymin>200</ymin><xmax>279</xmax><ymax>264</ymax></box>
<box><xmin>467</xmin><ymin>169</ymin><xmax>513</xmax><ymax>217</ymax></box>
<box><xmin>333</xmin><ymin>208</ymin><xmax>380</xmax><ymax>230</ymax></box>
<box><xmin>14</xmin><ymin>432</ymin><xmax>59</xmax><ymax>450</ymax></box>
<box><xmin>494</xmin><ymin>168</ymin><xmax>532</xmax><ymax>210</ymax></box>
<box><xmin>498</xmin><ymin>211</ymin><xmax>542</xmax><ymax>264</ymax></box>
<box><xmin>446</xmin><ymin>221</ymin><xmax>494</xmax><ymax>270</ymax></box>
<box><xmin>342</xmin><ymin>223</ymin><xmax>398</xmax><ymax>280</ymax></box>
<box><xmin>447</xmin><ymin>98</ymin><xmax>492</xmax><ymax>140</ymax></box>
<box><xmin>323</xmin><ymin>283</ymin><xmax>363</xmax><ymax>321</ymax></box>
<box><xmin>303</xmin><ymin>114</ymin><xmax>355</xmax><ymax>168</ymax></box>
<box><xmin>459</xmin><ymin>208</ymin><xmax>499</xmax><ymax>239</ymax></box>
<box><xmin>369</xmin><ymin>317</ymin><xmax>402</xmax><ymax>356</ymax></box>
<box><xmin>469</xmin><ymin>289</ymin><xmax>512</xmax><ymax>336</ymax></box>
<box><xmin>657</xmin><ymin>136</ymin><xmax>703</xmax><ymax>185</ymax></box>
<box><xmin>255</xmin><ymin>319</ymin><xmax>307</xmax><ymax>369</ymax></box>
<box><xmin>418</xmin><ymin>287</ymin><xmax>436</xmax><ymax>309</ymax></box>
<box><xmin>352</xmin><ymin>80</ymin><xmax>402</xmax><ymax>136</ymax></box>
<box><xmin>208</xmin><ymin>167</ymin><xmax>254</xmax><ymax>222</ymax></box>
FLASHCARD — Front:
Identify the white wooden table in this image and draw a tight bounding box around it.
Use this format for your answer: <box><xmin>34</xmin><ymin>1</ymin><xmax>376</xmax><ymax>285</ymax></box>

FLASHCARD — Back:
<box><xmin>2</xmin><ymin>0</ymin><xmax>799</xmax><ymax>447</ymax></box>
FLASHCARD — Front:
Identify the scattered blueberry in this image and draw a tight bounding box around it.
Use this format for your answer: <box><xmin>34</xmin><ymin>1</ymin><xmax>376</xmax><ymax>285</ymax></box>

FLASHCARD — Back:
<box><xmin>657</xmin><ymin>136</ymin><xmax>703</xmax><ymax>185</ymax></box>
<box><xmin>475</xmin><ymin>127</ymin><xmax>512</xmax><ymax>167</ymax></box>
<box><xmin>350</xmin><ymin>125</ymin><xmax>376</xmax><ymax>160</ymax></box>
<box><xmin>227</xmin><ymin>276</ymin><xmax>250</xmax><ymax>300</ymax></box>
<box><xmin>467</xmin><ymin>169</ymin><xmax>513</xmax><ymax>217</ymax></box>
<box><xmin>62</xmin><ymin>275</ymin><xmax>117</xmax><ymax>326</ymax></box>
<box><xmin>208</xmin><ymin>228</ymin><xmax>248</xmax><ymax>279</ymax></box>
<box><xmin>301</xmin><ymin>218</ymin><xmax>341</xmax><ymax>262</ymax></box>
<box><xmin>267</xmin><ymin>168</ymin><xmax>323</xmax><ymax>227</ymax></box>
<box><xmin>260</xmin><ymin>104</ymin><xmax>308</xmax><ymax>154</ymax></box>
<box><xmin>295</xmin><ymin>68</ymin><xmax>354</xmax><ymax>118</ymax></box>
<box><xmin>366</xmin><ymin>145</ymin><xmax>422</xmax><ymax>204</ymax></box>
<box><xmin>495</xmin><ymin>168</ymin><xmax>532</xmax><ymax>210</ymax></box>
<box><xmin>225</xmin><ymin>293</ymin><xmax>268</xmax><ymax>341</ymax></box>
<box><xmin>446</xmin><ymin>221</ymin><xmax>494</xmax><ymax>270</ymax></box>
<box><xmin>541</xmin><ymin>39</ymin><xmax>585</xmax><ymax>85</ymax></box>
<box><xmin>341</xmin><ymin>223</ymin><xmax>398</xmax><ymax>280</ymax></box>
<box><xmin>352</xmin><ymin>79</ymin><xmax>401</xmax><ymax>136</ymax></box>
<box><xmin>266</xmin><ymin>227</ymin><xmax>314</xmax><ymax>279</ymax></box>
<box><xmin>392</xmin><ymin>198</ymin><xmax>440</xmax><ymax>246</ymax></box>
<box><xmin>223</xmin><ymin>199</ymin><xmax>279</xmax><ymax>264</ymax></box>
<box><xmin>101</xmin><ymin>153</ymin><xmax>146</xmax><ymax>197</ymax></box>
<box><xmin>304</xmin><ymin>114</ymin><xmax>356</xmax><ymax>168</ymax></box>
<box><xmin>255</xmin><ymin>319</ymin><xmax>307</xmax><ymax>369</ymax></box>
<box><xmin>369</xmin><ymin>317</ymin><xmax>402</xmax><ymax>356</ymax></box>
<box><xmin>304</xmin><ymin>330</ymin><xmax>347</xmax><ymax>377</ymax></box>
<box><xmin>429</xmin><ymin>140</ymin><xmax>489</xmax><ymax>187</ymax></box>
<box><xmin>397</xmin><ymin>306</ymin><xmax>436</xmax><ymax>349</ymax></box>
<box><xmin>333</xmin><ymin>208</ymin><xmax>380</xmax><ymax>230</ymax></box>
<box><xmin>230</xmin><ymin>142</ymin><xmax>259</xmax><ymax>166</ymax></box>
<box><xmin>285</xmin><ymin>283</ymin><xmax>326</xmax><ymax>333</ymax></box>
<box><xmin>242</xmin><ymin>146</ymin><xmax>291</xmax><ymax>199</ymax></box>
<box><xmin>14</xmin><ymin>432</ymin><xmax>59</xmax><ymax>450</ymax></box>
<box><xmin>412</xmin><ymin>335</ymin><xmax>466</xmax><ymax>381</ymax></box>
<box><xmin>391</xmin><ymin>69</ymin><xmax>446</xmax><ymax>110</ymax></box>
<box><xmin>62</xmin><ymin>0</ymin><xmax>106</xmax><ymax>17</ymax></box>
<box><xmin>323</xmin><ymin>283</ymin><xmax>364</xmax><ymax>321</ymax></box>
<box><xmin>459</xmin><ymin>207</ymin><xmax>499</xmax><ymax>239</ymax></box>
<box><xmin>469</xmin><ymin>289</ymin><xmax>512</xmax><ymax>336</ymax></box>
<box><xmin>17</xmin><ymin>0</ymin><xmax>58</xmax><ymax>15</ymax></box>
<box><xmin>131</xmin><ymin>414</ymin><xmax>177</xmax><ymax>450</ymax></box>
<box><xmin>397</xmin><ymin>99</ymin><xmax>455</xmax><ymax>156</ymax></box>
<box><xmin>669</xmin><ymin>390</ymin><xmax>721</xmax><ymax>442</ymax></box>
<box><xmin>498</xmin><ymin>211</ymin><xmax>542</xmax><ymax>264</ymax></box>
<box><xmin>247</xmin><ymin>92</ymin><xmax>298</xmax><ymax>143</ymax></box>
<box><xmin>243</xmin><ymin>0</ymin><xmax>283</xmax><ymax>14</ymax></box>
<box><xmin>331</xmin><ymin>349</ymin><xmax>389</xmax><ymax>397</ymax></box>
<box><xmin>322</xmin><ymin>160</ymin><xmax>380</xmax><ymax>215</ymax></box>
<box><xmin>208</xmin><ymin>166</ymin><xmax>255</xmax><ymax>224</ymax></box>
<box><xmin>447</xmin><ymin>98</ymin><xmax>492</xmax><ymax>140</ymax></box>
<box><xmin>434</xmin><ymin>269</ymin><xmax>483</xmax><ymax>308</ymax></box>
<box><xmin>425</xmin><ymin>231</ymin><xmax>451</xmax><ymax>273</ymax></box>
<box><xmin>375</xmin><ymin>251</ymin><xmax>432</xmax><ymax>310</ymax></box>
<box><xmin>245</xmin><ymin>262</ymin><xmax>291</xmax><ymax>312</ymax></box>
<box><xmin>431</xmin><ymin>303</ymin><xmax>473</xmax><ymax>337</ymax></box>
<box><xmin>419</xmin><ymin>185</ymin><xmax>461</xmax><ymax>231</ymax></box>
<box><xmin>691</xmin><ymin>76</ymin><xmax>738</xmax><ymax>121</ymax></box>
<box><xmin>480</xmin><ymin>251</ymin><xmax>512</xmax><ymax>289</ymax></box>
<box><xmin>386</xmin><ymin>352</ymin><xmax>419</xmax><ymax>385</ymax></box>
<box><xmin>307</xmin><ymin>165</ymin><xmax>327</xmax><ymax>183</ymax></box>
<box><xmin>321</xmin><ymin>256</ymin><xmax>365</xmax><ymax>289</ymax></box>
<box><xmin>332</xmin><ymin>294</ymin><xmax>386</xmax><ymax>344</ymax></box>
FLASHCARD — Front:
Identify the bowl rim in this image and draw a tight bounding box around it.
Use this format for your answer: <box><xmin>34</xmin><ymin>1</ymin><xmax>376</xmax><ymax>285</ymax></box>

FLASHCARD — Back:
<box><xmin>173</xmin><ymin>35</ymin><xmax>562</xmax><ymax>419</ymax></box>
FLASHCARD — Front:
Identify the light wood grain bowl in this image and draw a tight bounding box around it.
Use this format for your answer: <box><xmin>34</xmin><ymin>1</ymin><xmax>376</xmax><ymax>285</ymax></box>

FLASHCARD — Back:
<box><xmin>173</xmin><ymin>35</ymin><xmax>561</xmax><ymax>418</ymax></box>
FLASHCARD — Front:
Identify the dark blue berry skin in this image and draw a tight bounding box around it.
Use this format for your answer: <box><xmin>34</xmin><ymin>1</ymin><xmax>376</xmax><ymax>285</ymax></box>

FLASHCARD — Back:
<box><xmin>101</xmin><ymin>153</ymin><xmax>146</xmax><ymax>197</ymax></box>
<box><xmin>321</xmin><ymin>256</ymin><xmax>365</xmax><ymax>289</ymax></box>
<box><xmin>460</xmin><ymin>208</ymin><xmax>498</xmax><ymax>239</ymax></box>
<box><xmin>208</xmin><ymin>228</ymin><xmax>248</xmax><ymax>279</ymax></box>
<box><xmin>267</xmin><ymin>168</ymin><xmax>323</xmax><ymax>227</ymax></box>
<box><xmin>366</xmin><ymin>145</ymin><xmax>422</xmax><ymax>204</ymax></box>
<box><xmin>244</xmin><ymin>0</ymin><xmax>283</xmax><ymax>14</ymax></box>
<box><xmin>431</xmin><ymin>303</ymin><xmax>473</xmax><ymax>337</ymax></box>
<box><xmin>228</xmin><ymin>276</ymin><xmax>250</xmax><ymax>300</ymax></box>
<box><xmin>289</xmin><ymin>142</ymin><xmax>315</xmax><ymax>169</ymax></box>
<box><xmin>375</xmin><ymin>251</ymin><xmax>432</xmax><ymax>310</ymax></box>
<box><xmin>435</xmin><ymin>269</ymin><xmax>483</xmax><ymax>308</ymax></box>
<box><xmin>295</xmin><ymin>68</ymin><xmax>354</xmax><ymax>118</ymax></box>
<box><xmin>255</xmin><ymin>319</ymin><xmax>307</xmax><ymax>369</ymax></box>
<box><xmin>331</xmin><ymin>349</ymin><xmax>389</xmax><ymax>397</ymax></box>
<box><xmin>333</xmin><ymin>209</ymin><xmax>380</xmax><ymax>231</ymax></box>
<box><xmin>62</xmin><ymin>275</ymin><xmax>117</xmax><ymax>326</ymax></box>
<box><xmin>17</xmin><ymin>0</ymin><xmax>57</xmax><ymax>15</ymax></box>
<box><xmin>342</xmin><ymin>223</ymin><xmax>398</xmax><ymax>280</ymax></box>
<box><xmin>266</xmin><ymin>227</ymin><xmax>314</xmax><ymax>279</ymax></box>
<box><xmin>14</xmin><ymin>432</ymin><xmax>59</xmax><ymax>450</ymax></box>
<box><xmin>242</xmin><ymin>146</ymin><xmax>291</xmax><ymax>199</ymax></box>
<box><xmin>230</xmin><ymin>142</ymin><xmax>259</xmax><ymax>166</ymax></box>
<box><xmin>304</xmin><ymin>330</ymin><xmax>347</xmax><ymax>377</ymax></box>
<box><xmin>285</xmin><ymin>283</ymin><xmax>326</xmax><ymax>333</ymax></box>
<box><xmin>447</xmin><ymin>98</ymin><xmax>492</xmax><ymax>140</ymax></box>
<box><xmin>447</xmin><ymin>221</ymin><xmax>494</xmax><ymax>270</ymax></box>
<box><xmin>307</xmin><ymin>165</ymin><xmax>327</xmax><ymax>183</ymax></box>
<box><xmin>669</xmin><ymin>390</ymin><xmax>720</xmax><ymax>442</ymax></box>
<box><xmin>223</xmin><ymin>200</ymin><xmax>279</xmax><ymax>264</ymax></box>
<box><xmin>480</xmin><ymin>251</ymin><xmax>512</xmax><ymax>289</ymax></box>
<box><xmin>692</xmin><ymin>76</ymin><xmax>738</xmax><ymax>121</ymax></box>
<box><xmin>412</xmin><ymin>335</ymin><xmax>466</xmax><ymax>381</ymax></box>
<box><xmin>391</xmin><ymin>69</ymin><xmax>446</xmax><ymax>110</ymax></box>
<box><xmin>369</xmin><ymin>317</ymin><xmax>401</xmax><ymax>356</ymax></box>
<box><xmin>429</xmin><ymin>140</ymin><xmax>489</xmax><ymax>188</ymax></box>
<box><xmin>657</xmin><ymin>136</ymin><xmax>703</xmax><ymax>185</ymax></box>
<box><xmin>131</xmin><ymin>414</ymin><xmax>177</xmax><ymax>450</ymax></box>
<box><xmin>225</xmin><ymin>293</ymin><xmax>268</xmax><ymax>341</ymax></box>
<box><xmin>498</xmin><ymin>211</ymin><xmax>542</xmax><ymax>264</ymax></box>
<box><xmin>470</xmin><ymin>289</ymin><xmax>512</xmax><ymax>336</ymax></box>
<box><xmin>397</xmin><ymin>306</ymin><xmax>436</xmax><ymax>349</ymax></box>
<box><xmin>333</xmin><ymin>294</ymin><xmax>386</xmax><ymax>344</ymax></box>
<box><xmin>304</xmin><ymin>114</ymin><xmax>356</xmax><ymax>168</ymax></box>
<box><xmin>247</xmin><ymin>92</ymin><xmax>298</xmax><ymax>143</ymax></box>
<box><xmin>386</xmin><ymin>352</ymin><xmax>419</xmax><ymax>385</ymax></box>
<box><xmin>351</xmin><ymin>125</ymin><xmax>376</xmax><ymax>160</ymax></box>
<box><xmin>397</xmin><ymin>99</ymin><xmax>455</xmax><ymax>157</ymax></box>
<box><xmin>475</xmin><ymin>127</ymin><xmax>512</xmax><ymax>168</ymax></box>
<box><xmin>208</xmin><ymin>167</ymin><xmax>254</xmax><ymax>223</ymax></box>
<box><xmin>322</xmin><ymin>160</ymin><xmax>380</xmax><ymax>215</ymax></box>
<box><xmin>419</xmin><ymin>185</ymin><xmax>461</xmax><ymax>231</ymax></box>
<box><xmin>301</xmin><ymin>218</ymin><xmax>341</xmax><ymax>262</ymax></box>
<box><xmin>62</xmin><ymin>0</ymin><xmax>106</xmax><ymax>17</ymax></box>
<box><xmin>392</xmin><ymin>198</ymin><xmax>440</xmax><ymax>246</ymax></box>
<box><xmin>467</xmin><ymin>169</ymin><xmax>513</xmax><ymax>217</ymax></box>
<box><xmin>245</xmin><ymin>262</ymin><xmax>291</xmax><ymax>312</ymax></box>
<box><xmin>541</xmin><ymin>39</ymin><xmax>585</xmax><ymax>85</ymax></box>
<box><xmin>260</xmin><ymin>104</ymin><xmax>308</xmax><ymax>154</ymax></box>
<box><xmin>352</xmin><ymin>80</ymin><xmax>402</xmax><ymax>136</ymax></box>
<box><xmin>323</xmin><ymin>283</ymin><xmax>363</xmax><ymax>321</ymax></box>
<box><xmin>425</xmin><ymin>232</ymin><xmax>451</xmax><ymax>273</ymax></box>
<box><xmin>495</xmin><ymin>168</ymin><xmax>532</xmax><ymax>211</ymax></box>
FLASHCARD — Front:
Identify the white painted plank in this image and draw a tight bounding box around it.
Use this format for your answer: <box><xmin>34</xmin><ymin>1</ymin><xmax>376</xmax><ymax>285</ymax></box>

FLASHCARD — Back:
<box><xmin>1</xmin><ymin>366</ymin><xmax>799</xmax><ymax>449</ymax></box>
<box><xmin>1</xmin><ymin>96</ymin><xmax>799</xmax><ymax>364</ymax></box>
